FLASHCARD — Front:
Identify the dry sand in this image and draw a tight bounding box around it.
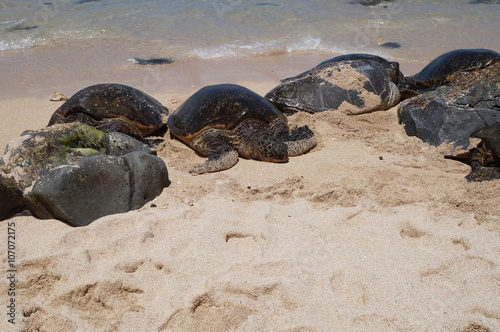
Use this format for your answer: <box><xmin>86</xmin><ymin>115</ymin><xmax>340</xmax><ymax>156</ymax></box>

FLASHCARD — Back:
<box><xmin>0</xmin><ymin>54</ymin><xmax>499</xmax><ymax>332</ymax></box>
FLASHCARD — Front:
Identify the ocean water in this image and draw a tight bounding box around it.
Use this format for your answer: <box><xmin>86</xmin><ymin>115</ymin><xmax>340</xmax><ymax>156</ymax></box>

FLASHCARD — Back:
<box><xmin>1</xmin><ymin>0</ymin><xmax>499</xmax><ymax>61</ymax></box>
<box><xmin>0</xmin><ymin>0</ymin><xmax>499</xmax><ymax>100</ymax></box>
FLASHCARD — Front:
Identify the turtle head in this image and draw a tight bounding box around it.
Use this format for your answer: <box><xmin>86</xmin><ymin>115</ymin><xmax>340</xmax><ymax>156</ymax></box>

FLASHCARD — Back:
<box><xmin>256</xmin><ymin>134</ymin><xmax>288</xmax><ymax>163</ymax></box>
<box><xmin>384</xmin><ymin>61</ymin><xmax>402</xmax><ymax>84</ymax></box>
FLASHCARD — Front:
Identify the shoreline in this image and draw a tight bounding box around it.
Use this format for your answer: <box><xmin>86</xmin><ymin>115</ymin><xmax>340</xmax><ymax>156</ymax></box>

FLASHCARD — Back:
<box><xmin>0</xmin><ymin>41</ymin><xmax>425</xmax><ymax>99</ymax></box>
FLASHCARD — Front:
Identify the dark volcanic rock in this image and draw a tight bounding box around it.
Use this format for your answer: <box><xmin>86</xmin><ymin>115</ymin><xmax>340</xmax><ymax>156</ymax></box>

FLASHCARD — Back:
<box><xmin>0</xmin><ymin>174</ymin><xmax>24</xmax><ymax>220</ymax></box>
<box><xmin>0</xmin><ymin>123</ymin><xmax>170</xmax><ymax>226</ymax></box>
<box><xmin>397</xmin><ymin>63</ymin><xmax>500</xmax><ymax>148</ymax></box>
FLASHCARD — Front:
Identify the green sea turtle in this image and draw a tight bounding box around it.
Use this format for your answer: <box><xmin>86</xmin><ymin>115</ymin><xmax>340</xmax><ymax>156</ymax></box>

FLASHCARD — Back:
<box><xmin>315</xmin><ymin>53</ymin><xmax>403</xmax><ymax>84</ymax></box>
<box><xmin>403</xmin><ymin>49</ymin><xmax>500</xmax><ymax>91</ymax></box>
<box><xmin>266</xmin><ymin>58</ymin><xmax>401</xmax><ymax>114</ymax></box>
<box><xmin>167</xmin><ymin>84</ymin><xmax>317</xmax><ymax>174</ymax></box>
<box><xmin>445</xmin><ymin>123</ymin><xmax>500</xmax><ymax>182</ymax></box>
<box><xmin>48</xmin><ymin>83</ymin><xmax>170</xmax><ymax>137</ymax></box>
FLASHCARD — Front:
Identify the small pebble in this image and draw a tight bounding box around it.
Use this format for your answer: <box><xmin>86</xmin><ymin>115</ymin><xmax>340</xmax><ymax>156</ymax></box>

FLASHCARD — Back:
<box><xmin>49</xmin><ymin>92</ymin><xmax>68</xmax><ymax>102</ymax></box>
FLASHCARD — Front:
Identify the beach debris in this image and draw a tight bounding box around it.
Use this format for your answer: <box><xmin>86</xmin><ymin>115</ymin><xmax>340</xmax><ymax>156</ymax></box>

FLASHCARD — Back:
<box><xmin>352</xmin><ymin>0</ymin><xmax>394</xmax><ymax>6</ymax></box>
<box><xmin>49</xmin><ymin>91</ymin><xmax>68</xmax><ymax>102</ymax></box>
<box><xmin>11</xmin><ymin>25</ymin><xmax>38</xmax><ymax>31</ymax></box>
<box><xmin>0</xmin><ymin>123</ymin><xmax>170</xmax><ymax>226</ymax></box>
<box><xmin>48</xmin><ymin>83</ymin><xmax>170</xmax><ymax>138</ymax></box>
<box><xmin>129</xmin><ymin>57</ymin><xmax>174</xmax><ymax>65</ymax></box>
<box><xmin>445</xmin><ymin>123</ymin><xmax>500</xmax><ymax>181</ymax></box>
<box><xmin>398</xmin><ymin>61</ymin><xmax>500</xmax><ymax>148</ymax></box>
<box><xmin>266</xmin><ymin>55</ymin><xmax>401</xmax><ymax>114</ymax></box>
<box><xmin>75</xmin><ymin>0</ymin><xmax>100</xmax><ymax>4</ymax></box>
<box><xmin>167</xmin><ymin>84</ymin><xmax>316</xmax><ymax>174</ymax></box>
<box><xmin>401</xmin><ymin>48</ymin><xmax>500</xmax><ymax>91</ymax></box>
<box><xmin>380</xmin><ymin>42</ymin><xmax>401</xmax><ymax>49</ymax></box>
<box><xmin>469</xmin><ymin>0</ymin><xmax>500</xmax><ymax>4</ymax></box>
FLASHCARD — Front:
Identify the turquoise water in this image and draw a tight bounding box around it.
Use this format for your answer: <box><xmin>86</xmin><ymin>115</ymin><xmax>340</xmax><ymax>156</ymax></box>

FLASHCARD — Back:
<box><xmin>1</xmin><ymin>0</ymin><xmax>499</xmax><ymax>61</ymax></box>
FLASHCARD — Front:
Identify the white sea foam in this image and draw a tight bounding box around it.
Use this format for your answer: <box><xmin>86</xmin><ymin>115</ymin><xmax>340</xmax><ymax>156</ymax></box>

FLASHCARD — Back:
<box><xmin>188</xmin><ymin>36</ymin><xmax>354</xmax><ymax>60</ymax></box>
<box><xmin>188</xmin><ymin>40</ymin><xmax>279</xmax><ymax>59</ymax></box>
<box><xmin>0</xmin><ymin>19</ymin><xmax>26</xmax><ymax>31</ymax></box>
<box><xmin>0</xmin><ymin>37</ymin><xmax>35</xmax><ymax>51</ymax></box>
<box><xmin>285</xmin><ymin>36</ymin><xmax>354</xmax><ymax>55</ymax></box>
<box><xmin>286</xmin><ymin>36</ymin><xmax>323</xmax><ymax>52</ymax></box>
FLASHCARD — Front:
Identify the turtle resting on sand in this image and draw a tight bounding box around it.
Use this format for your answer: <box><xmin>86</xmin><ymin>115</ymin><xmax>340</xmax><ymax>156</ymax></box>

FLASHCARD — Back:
<box><xmin>317</xmin><ymin>53</ymin><xmax>415</xmax><ymax>100</ymax></box>
<box><xmin>266</xmin><ymin>58</ymin><xmax>401</xmax><ymax>114</ymax></box>
<box><xmin>403</xmin><ymin>49</ymin><xmax>500</xmax><ymax>91</ymax></box>
<box><xmin>445</xmin><ymin>123</ymin><xmax>500</xmax><ymax>182</ymax></box>
<box><xmin>167</xmin><ymin>84</ymin><xmax>317</xmax><ymax>174</ymax></box>
<box><xmin>48</xmin><ymin>83</ymin><xmax>170</xmax><ymax>137</ymax></box>
<box><xmin>315</xmin><ymin>53</ymin><xmax>403</xmax><ymax>84</ymax></box>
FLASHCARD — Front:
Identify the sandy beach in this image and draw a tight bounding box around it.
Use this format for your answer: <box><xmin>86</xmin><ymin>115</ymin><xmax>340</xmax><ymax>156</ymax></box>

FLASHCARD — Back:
<box><xmin>1</xmin><ymin>50</ymin><xmax>499</xmax><ymax>332</ymax></box>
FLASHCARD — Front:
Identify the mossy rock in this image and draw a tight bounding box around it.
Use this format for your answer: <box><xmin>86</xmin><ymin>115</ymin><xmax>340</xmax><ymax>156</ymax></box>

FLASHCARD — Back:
<box><xmin>0</xmin><ymin>123</ymin><xmax>169</xmax><ymax>225</ymax></box>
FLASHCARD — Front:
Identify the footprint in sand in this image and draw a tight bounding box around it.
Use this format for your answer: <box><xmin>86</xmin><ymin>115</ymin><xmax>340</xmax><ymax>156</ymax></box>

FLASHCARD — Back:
<box><xmin>399</xmin><ymin>223</ymin><xmax>428</xmax><ymax>239</ymax></box>
<box><xmin>16</xmin><ymin>257</ymin><xmax>62</xmax><ymax>297</ymax></box>
<box><xmin>225</xmin><ymin>232</ymin><xmax>266</xmax><ymax>257</ymax></box>
<box><xmin>420</xmin><ymin>255</ymin><xmax>495</xmax><ymax>284</ymax></box>
<box><xmin>451</xmin><ymin>238</ymin><xmax>471</xmax><ymax>251</ymax></box>
<box><xmin>115</xmin><ymin>259</ymin><xmax>169</xmax><ymax>274</ymax></box>
<box><xmin>159</xmin><ymin>290</ymin><xmax>257</xmax><ymax>331</ymax></box>
<box><xmin>56</xmin><ymin>281</ymin><xmax>145</xmax><ymax>327</ymax></box>
<box><xmin>22</xmin><ymin>306</ymin><xmax>76</xmax><ymax>331</ymax></box>
<box><xmin>159</xmin><ymin>282</ymin><xmax>298</xmax><ymax>331</ymax></box>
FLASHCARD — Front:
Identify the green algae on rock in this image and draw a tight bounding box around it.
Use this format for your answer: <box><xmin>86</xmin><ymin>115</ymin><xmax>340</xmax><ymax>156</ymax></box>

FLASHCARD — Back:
<box><xmin>0</xmin><ymin>123</ymin><xmax>169</xmax><ymax>225</ymax></box>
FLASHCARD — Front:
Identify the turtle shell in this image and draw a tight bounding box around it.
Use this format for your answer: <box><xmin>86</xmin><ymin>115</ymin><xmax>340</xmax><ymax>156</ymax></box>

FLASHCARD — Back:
<box><xmin>266</xmin><ymin>59</ymin><xmax>401</xmax><ymax>114</ymax></box>
<box><xmin>282</xmin><ymin>53</ymin><xmax>402</xmax><ymax>84</ymax></box>
<box><xmin>48</xmin><ymin>84</ymin><xmax>170</xmax><ymax>137</ymax></box>
<box><xmin>317</xmin><ymin>53</ymin><xmax>402</xmax><ymax>84</ymax></box>
<box><xmin>168</xmin><ymin>84</ymin><xmax>286</xmax><ymax>144</ymax></box>
<box><xmin>412</xmin><ymin>48</ymin><xmax>500</xmax><ymax>87</ymax></box>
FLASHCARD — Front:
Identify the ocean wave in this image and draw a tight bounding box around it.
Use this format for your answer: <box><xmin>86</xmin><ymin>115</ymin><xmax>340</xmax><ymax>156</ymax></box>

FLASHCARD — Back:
<box><xmin>0</xmin><ymin>19</ymin><xmax>26</xmax><ymax>31</ymax></box>
<box><xmin>285</xmin><ymin>36</ymin><xmax>352</xmax><ymax>54</ymax></box>
<box><xmin>188</xmin><ymin>40</ymin><xmax>282</xmax><ymax>59</ymax></box>
<box><xmin>187</xmin><ymin>36</ymin><xmax>350</xmax><ymax>60</ymax></box>
<box><xmin>0</xmin><ymin>37</ymin><xmax>35</xmax><ymax>51</ymax></box>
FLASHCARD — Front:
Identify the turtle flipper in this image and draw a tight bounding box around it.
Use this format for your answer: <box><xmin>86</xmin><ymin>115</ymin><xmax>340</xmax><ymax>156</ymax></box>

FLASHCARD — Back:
<box><xmin>285</xmin><ymin>125</ymin><xmax>317</xmax><ymax>156</ymax></box>
<box><xmin>95</xmin><ymin>118</ymin><xmax>143</xmax><ymax>137</ymax></box>
<box><xmin>466</xmin><ymin>167</ymin><xmax>500</xmax><ymax>182</ymax></box>
<box><xmin>189</xmin><ymin>149</ymin><xmax>239</xmax><ymax>175</ymax></box>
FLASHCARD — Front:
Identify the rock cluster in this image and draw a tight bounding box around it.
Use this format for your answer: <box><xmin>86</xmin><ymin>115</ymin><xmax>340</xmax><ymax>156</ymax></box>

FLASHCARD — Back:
<box><xmin>398</xmin><ymin>63</ymin><xmax>500</xmax><ymax>148</ymax></box>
